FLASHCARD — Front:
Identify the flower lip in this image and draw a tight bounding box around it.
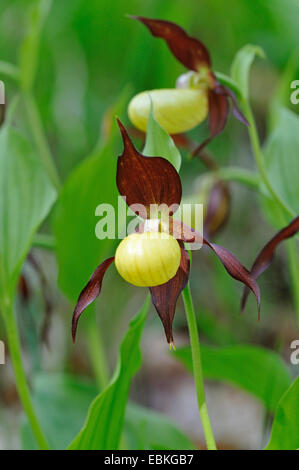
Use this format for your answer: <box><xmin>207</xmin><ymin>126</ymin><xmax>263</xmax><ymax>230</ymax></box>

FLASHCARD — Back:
<box><xmin>115</xmin><ymin>231</ymin><xmax>182</xmax><ymax>287</ymax></box>
<box><xmin>128</xmin><ymin>89</ymin><xmax>208</xmax><ymax>135</ymax></box>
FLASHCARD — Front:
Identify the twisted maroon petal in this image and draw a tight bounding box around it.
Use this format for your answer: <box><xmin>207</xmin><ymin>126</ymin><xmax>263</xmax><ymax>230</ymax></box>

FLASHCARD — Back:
<box><xmin>117</xmin><ymin>120</ymin><xmax>182</xmax><ymax>218</ymax></box>
<box><xmin>170</xmin><ymin>219</ymin><xmax>261</xmax><ymax>317</ymax></box>
<box><xmin>220</xmin><ymin>85</ymin><xmax>249</xmax><ymax>126</ymax></box>
<box><xmin>149</xmin><ymin>243</ymin><xmax>190</xmax><ymax>344</ymax></box>
<box><xmin>192</xmin><ymin>88</ymin><xmax>229</xmax><ymax>156</ymax></box>
<box><xmin>131</xmin><ymin>16</ymin><xmax>211</xmax><ymax>71</ymax></box>
<box><xmin>241</xmin><ymin>216</ymin><xmax>299</xmax><ymax>311</ymax></box>
<box><xmin>72</xmin><ymin>257</ymin><xmax>115</xmax><ymax>342</ymax></box>
<box><xmin>192</xmin><ymin>83</ymin><xmax>248</xmax><ymax>156</ymax></box>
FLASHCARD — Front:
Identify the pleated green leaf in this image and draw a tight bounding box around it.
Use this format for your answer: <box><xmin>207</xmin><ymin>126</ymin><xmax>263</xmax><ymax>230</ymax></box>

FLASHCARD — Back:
<box><xmin>265</xmin><ymin>376</ymin><xmax>299</xmax><ymax>450</ymax></box>
<box><xmin>143</xmin><ymin>104</ymin><xmax>181</xmax><ymax>172</ymax></box>
<box><xmin>68</xmin><ymin>298</ymin><xmax>149</xmax><ymax>450</ymax></box>
<box><xmin>173</xmin><ymin>344</ymin><xmax>291</xmax><ymax>412</ymax></box>
<box><xmin>0</xmin><ymin>124</ymin><xmax>56</xmax><ymax>299</ymax></box>
<box><xmin>231</xmin><ymin>44</ymin><xmax>265</xmax><ymax>100</ymax></box>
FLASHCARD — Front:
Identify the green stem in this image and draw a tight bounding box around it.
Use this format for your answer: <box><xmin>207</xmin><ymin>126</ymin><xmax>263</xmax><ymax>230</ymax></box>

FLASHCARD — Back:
<box><xmin>242</xmin><ymin>100</ymin><xmax>295</xmax><ymax>218</ymax></box>
<box><xmin>2</xmin><ymin>301</ymin><xmax>49</xmax><ymax>449</ymax></box>
<box><xmin>23</xmin><ymin>92</ymin><xmax>61</xmax><ymax>191</ymax></box>
<box><xmin>86</xmin><ymin>310</ymin><xmax>109</xmax><ymax>389</ymax></box>
<box><xmin>285</xmin><ymin>238</ymin><xmax>299</xmax><ymax>321</ymax></box>
<box><xmin>182</xmin><ymin>283</ymin><xmax>217</xmax><ymax>450</ymax></box>
<box><xmin>32</xmin><ymin>233</ymin><xmax>56</xmax><ymax>251</ymax></box>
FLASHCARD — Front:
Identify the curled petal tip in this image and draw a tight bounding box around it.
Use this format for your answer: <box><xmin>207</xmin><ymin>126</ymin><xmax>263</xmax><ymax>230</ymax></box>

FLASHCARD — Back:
<box><xmin>72</xmin><ymin>314</ymin><xmax>79</xmax><ymax>343</ymax></box>
<box><xmin>72</xmin><ymin>330</ymin><xmax>76</xmax><ymax>344</ymax></box>
<box><xmin>71</xmin><ymin>257</ymin><xmax>114</xmax><ymax>343</ymax></box>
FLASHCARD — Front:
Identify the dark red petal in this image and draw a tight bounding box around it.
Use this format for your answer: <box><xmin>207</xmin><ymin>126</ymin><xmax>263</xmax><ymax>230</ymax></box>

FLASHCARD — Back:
<box><xmin>192</xmin><ymin>88</ymin><xmax>229</xmax><ymax>156</ymax></box>
<box><xmin>72</xmin><ymin>257</ymin><xmax>115</xmax><ymax>342</ymax></box>
<box><xmin>131</xmin><ymin>16</ymin><xmax>211</xmax><ymax>71</ymax></box>
<box><xmin>149</xmin><ymin>243</ymin><xmax>190</xmax><ymax>344</ymax></box>
<box><xmin>219</xmin><ymin>84</ymin><xmax>249</xmax><ymax>126</ymax></box>
<box><xmin>170</xmin><ymin>219</ymin><xmax>260</xmax><ymax>317</ymax></box>
<box><xmin>192</xmin><ymin>82</ymin><xmax>248</xmax><ymax>157</ymax></box>
<box><xmin>117</xmin><ymin>120</ymin><xmax>182</xmax><ymax>218</ymax></box>
<box><xmin>241</xmin><ymin>216</ymin><xmax>299</xmax><ymax>311</ymax></box>
<box><xmin>208</xmin><ymin>88</ymin><xmax>230</xmax><ymax>136</ymax></box>
<box><xmin>204</xmin><ymin>239</ymin><xmax>260</xmax><ymax>318</ymax></box>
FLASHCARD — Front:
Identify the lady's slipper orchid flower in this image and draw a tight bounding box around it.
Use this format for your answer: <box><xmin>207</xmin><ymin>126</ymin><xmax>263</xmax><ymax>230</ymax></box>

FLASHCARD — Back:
<box><xmin>72</xmin><ymin>121</ymin><xmax>260</xmax><ymax>346</ymax></box>
<box><xmin>128</xmin><ymin>16</ymin><xmax>248</xmax><ymax>155</ymax></box>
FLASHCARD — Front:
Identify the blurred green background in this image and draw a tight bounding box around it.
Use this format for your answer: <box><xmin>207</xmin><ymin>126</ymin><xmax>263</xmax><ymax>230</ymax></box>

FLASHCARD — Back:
<box><xmin>1</xmin><ymin>0</ymin><xmax>299</xmax><ymax>173</ymax></box>
<box><xmin>0</xmin><ymin>0</ymin><xmax>299</xmax><ymax>450</ymax></box>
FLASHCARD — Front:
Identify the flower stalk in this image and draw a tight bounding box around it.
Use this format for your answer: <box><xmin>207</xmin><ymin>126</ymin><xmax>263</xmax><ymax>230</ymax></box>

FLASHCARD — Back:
<box><xmin>182</xmin><ymin>282</ymin><xmax>217</xmax><ymax>450</ymax></box>
<box><xmin>242</xmin><ymin>99</ymin><xmax>295</xmax><ymax>218</ymax></box>
<box><xmin>2</xmin><ymin>300</ymin><xmax>49</xmax><ymax>450</ymax></box>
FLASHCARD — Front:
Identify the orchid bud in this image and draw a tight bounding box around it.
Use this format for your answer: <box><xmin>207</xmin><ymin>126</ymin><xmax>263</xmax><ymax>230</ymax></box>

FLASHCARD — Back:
<box><xmin>128</xmin><ymin>88</ymin><xmax>208</xmax><ymax>134</ymax></box>
<box><xmin>182</xmin><ymin>175</ymin><xmax>230</xmax><ymax>238</ymax></box>
<box><xmin>115</xmin><ymin>232</ymin><xmax>181</xmax><ymax>287</ymax></box>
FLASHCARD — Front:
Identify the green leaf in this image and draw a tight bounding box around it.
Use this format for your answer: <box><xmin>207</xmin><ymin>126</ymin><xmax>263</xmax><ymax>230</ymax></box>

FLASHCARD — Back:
<box><xmin>68</xmin><ymin>297</ymin><xmax>150</xmax><ymax>450</ymax></box>
<box><xmin>173</xmin><ymin>344</ymin><xmax>291</xmax><ymax>412</ymax></box>
<box><xmin>268</xmin><ymin>50</ymin><xmax>299</xmax><ymax>132</ymax></box>
<box><xmin>53</xmin><ymin>89</ymin><xmax>130</xmax><ymax>301</ymax></box>
<box><xmin>0</xmin><ymin>124</ymin><xmax>56</xmax><ymax>299</ymax></box>
<box><xmin>265</xmin><ymin>376</ymin><xmax>299</xmax><ymax>450</ymax></box>
<box><xmin>263</xmin><ymin>107</ymin><xmax>299</xmax><ymax>216</ymax></box>
<box><xmin>231</xmin><ymin>44</ymin><xmax>265</xmax><ymax>100</ymax></box>
<box><xmin>259</xmin><ymin>193</ymin><xmax>286</xmax><ymax>231</ymax></box>
<box><xmin>19</xmin><ymin>0</ymin><xmax>52</xmax><ymax>91</ymax></box>
<box><xmin>125</xmin><ymin>403</ymin><xmax>193</xmax><ymax>450</ymax></box>
<box><xmin>143</xmin><ymin>104</ymin><xmax>181</xmax><ymax>172</ymax></box>
<box><xmin>22</xmin><ymin>370</ymin><xmax>193</xmax><ymax>451</ymax></box>
<box><xmin>53</xmin><ymin>140</ymin><xmax>119</xmax><ymax>300</ymax></box>
<box><xmin>22</xmin><ymin>374</ymin><xmax>98</xmax><ymax>450</ymax></box>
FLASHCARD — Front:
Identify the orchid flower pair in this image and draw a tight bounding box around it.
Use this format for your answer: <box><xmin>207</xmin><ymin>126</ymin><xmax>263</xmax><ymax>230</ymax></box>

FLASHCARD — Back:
<box><xmin>72</xmin><ymin>17</ymin><xmax>299</xmax><ymax>346</ymax></box>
